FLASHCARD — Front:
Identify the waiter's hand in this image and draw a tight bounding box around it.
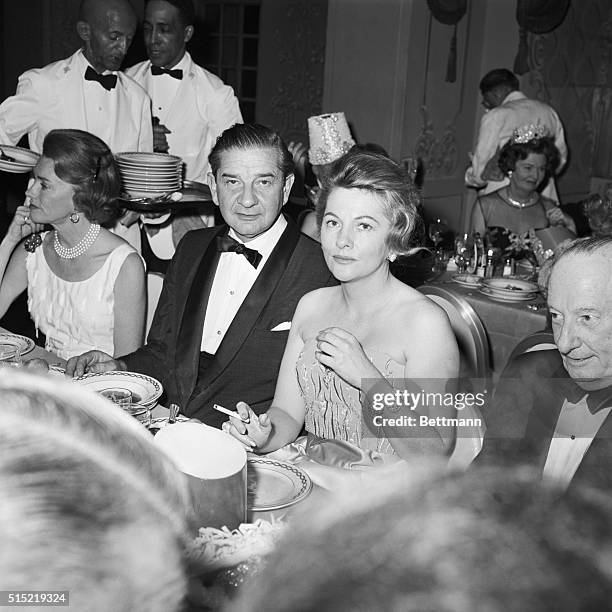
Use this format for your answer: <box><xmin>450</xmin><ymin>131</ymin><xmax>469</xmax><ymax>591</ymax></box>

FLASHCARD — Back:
<box><xmin>153</xmin><ymin>121</ymin><xmax>171</xmax><ymax>153</ymax></box>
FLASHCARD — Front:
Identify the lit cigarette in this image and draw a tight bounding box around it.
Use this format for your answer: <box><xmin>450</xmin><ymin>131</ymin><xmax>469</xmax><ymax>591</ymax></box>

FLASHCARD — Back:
<box><xmin>213</xmin><ymin>403</ymin><xmax>249</xmax><ymax>423</ymax></box>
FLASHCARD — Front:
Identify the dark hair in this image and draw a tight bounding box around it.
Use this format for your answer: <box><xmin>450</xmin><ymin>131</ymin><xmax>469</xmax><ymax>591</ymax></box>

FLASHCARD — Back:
<box><xmin>315</xmin><ymin>149</ymin><xmax>420</xmax><ymax>255</ymax></box>
<box><xmin>208</xmin><ymin>123</ymin><xmax>294</xmax><ymax>179</ymax></box>
<box><xmin>479</xmin><ymin>68</ymin><xmax>519</xmax><ymax>95</ymax></box>
<box><xmin>144</xmin><ymin>0</ymin><xmax>195</xmax><ymax>26</ymax></box>
<box><xmin>498</xmin><ymin>135</ymin><xmax>560</xmax><ymax>176</ymax></box>
<box><xmin>42</xmin><ymin>129</ymin><xmax>121</xmax><ymax>225</ymax></box>
<box><xmin>583</xmin><ymin>194</ymin><xmax>612</xmax><ymax>238</ymax></box>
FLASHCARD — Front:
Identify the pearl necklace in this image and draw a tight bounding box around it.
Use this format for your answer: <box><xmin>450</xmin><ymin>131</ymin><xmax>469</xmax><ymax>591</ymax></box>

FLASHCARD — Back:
<box><xmin>505</xmin><ymin>189</ymin><xmax>538</xmax><ymax>209</ymax></box>
<box><xmin>53</xmin><ymin>223</ymin><xmax>100</xmax><ymax>259</ymax></box>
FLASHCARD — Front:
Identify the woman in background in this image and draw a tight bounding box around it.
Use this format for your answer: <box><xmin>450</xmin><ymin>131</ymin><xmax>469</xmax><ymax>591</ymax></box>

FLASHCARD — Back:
<box><xmin>471</xmin><ymin>126</ymin><xmax>576</xmax><ymax>240</ymax></box>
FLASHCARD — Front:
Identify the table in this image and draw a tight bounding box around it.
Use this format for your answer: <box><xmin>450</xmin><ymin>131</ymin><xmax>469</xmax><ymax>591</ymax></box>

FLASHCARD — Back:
<box><xmin>424</xmin><ymin>272</ymin><xmax>549</xmax><ymax>377</ymax></box>
<box><xmin>0</xmin><ymin>327</ymin><xmax>65</xmax><ymax>367</ymax></box>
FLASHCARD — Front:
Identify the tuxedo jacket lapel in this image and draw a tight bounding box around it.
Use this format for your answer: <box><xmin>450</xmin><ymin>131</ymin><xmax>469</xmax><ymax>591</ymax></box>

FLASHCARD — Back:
<box><xmin>175</xmin><ymin>225</ymin><xmax>225</xmax><ymax>380</ymax></box>
<box><xmin>202</xmin><ymin>219</ymin><xmax>301</xmax><ymax>383</ymax></box>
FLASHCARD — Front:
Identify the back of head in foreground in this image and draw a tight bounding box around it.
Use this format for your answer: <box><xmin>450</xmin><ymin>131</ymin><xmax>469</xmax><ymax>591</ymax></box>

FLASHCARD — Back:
<box><xmin>229</xmin><ymin>464</ymin><xmax>612</xmax><ymax>612</ymax></box>
<box><xmin>0</xmin><ymin>371</ymin><xmax>192</xmax><ymax>612</ymax></box>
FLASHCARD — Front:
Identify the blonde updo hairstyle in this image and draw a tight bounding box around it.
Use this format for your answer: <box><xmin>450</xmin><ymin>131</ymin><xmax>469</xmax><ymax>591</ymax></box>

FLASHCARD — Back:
<box><xmin>315</xmin><ymin>149</ymin><xmax>421</xmax><ymax>255</ymax></box>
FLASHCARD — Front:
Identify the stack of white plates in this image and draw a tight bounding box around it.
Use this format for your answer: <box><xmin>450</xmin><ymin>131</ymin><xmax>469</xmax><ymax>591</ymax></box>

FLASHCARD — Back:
<box><xmin>116</xmin><ymin>152</ymin><xmax>182</xmax><ymax>198</ymax></box>
<box><xmin>479</xmin><ymin>277</ymin><xmax>539</xmax><ymax>302</ymax></box>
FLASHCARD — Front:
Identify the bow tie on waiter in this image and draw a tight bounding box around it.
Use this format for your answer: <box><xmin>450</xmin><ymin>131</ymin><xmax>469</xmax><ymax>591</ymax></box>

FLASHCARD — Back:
<box><xmin>84</xmin><ymin>66</ymin><xmax>117</xmax><ymax>91</ymax></box>
<box><xmin>216</xmin><ymin>235</ymin><xmax>262</xmax><ymax>268</ymax></box>
<box><xmin>150</xmin><ymin>65</ymin><xmax>183</xmax><ymax>80</ymax></box>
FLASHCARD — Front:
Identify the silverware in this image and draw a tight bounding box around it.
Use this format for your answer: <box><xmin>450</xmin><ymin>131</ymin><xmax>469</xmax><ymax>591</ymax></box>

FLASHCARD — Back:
<box><xmin>168</xmin><ymin>403</ymin><xmax>180</xmax><ymax>424</ymax></box>
<box><xmin>125</xmin><ymin>191</ymin><xmax>182</xmax><ymax>204</ymax></box>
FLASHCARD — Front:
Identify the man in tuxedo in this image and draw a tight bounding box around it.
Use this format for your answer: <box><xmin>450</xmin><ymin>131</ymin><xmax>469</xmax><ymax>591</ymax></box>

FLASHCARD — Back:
<box><xmin>0</xmin><ymin>0</ymin><xmax>152</xmax><ymax>153</ymax></box>
<box><xmin>67</xmin><ymin>124</ymin><xmax>335</xmax><ymax>427</ymax></box>
<box><xmin>479</xmin><ymin>237</ymin><xmax>612</xmax><ymax>490</ymax></box>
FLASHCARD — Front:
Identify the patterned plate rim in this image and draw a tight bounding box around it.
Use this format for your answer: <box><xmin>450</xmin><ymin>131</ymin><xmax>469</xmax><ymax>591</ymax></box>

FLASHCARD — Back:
<box><xmin>0</xmin><ymin>332</ymin><xmax>35</xmax><ymax>355</ymax></box>
<box><xmin>478</xmin><ymin>287</ymin><xmax>537</xmax><ymax>302</ymax></box>
<box><xmin>0</xmin><ymin>145</ymin><xmax>40</xmax><ymax>164</ymax></box>
<box><xmin>73</xmin><ymin>370</ymin><xmax>163</xmax><ymax>404</ymax></box>
<box><xmin>247</xmin><ymin>457</ymin><xmax>313</xmax><ymax>512</ymax></box>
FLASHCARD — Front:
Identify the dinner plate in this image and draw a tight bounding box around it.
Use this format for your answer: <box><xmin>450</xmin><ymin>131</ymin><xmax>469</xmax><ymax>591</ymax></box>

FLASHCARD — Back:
<box><xmin>479</xmin><ymin>287</ymin><xmax>537</xmax><ymax>302</ymax></box>
<box><xmin>481</xmin><ymin>278</ymin><xmax>539</xmax><ymax>294</ymax></box>
<box><xmin>452</xmin><ymin>274</ymin><xmax>482</xmax><ymax>288</ymax></box>
<box><xmin>247</xmin><ymin>457</ymin><xmax>312</xmax><ymax>512</ymax></box>
<box><xmin>148</xmin><ymin>414</ymin><xmax>189</xmax><ymax>430</ymax></box>
<box><xmin>0</xmin><ymin>145</ymin><xmax>40</xmax><ymax>174</ymax></box>
<box><xmin>74</xmin><ymin>371</ymin><xmax>163</xmax><ymax>406</ymax></box>
<box><xmin>116</xmin><ymin>151</ymin><xmax>182</xmax><ymax>165</ymax></box>
<box><xmin>0</xmin><ymin>332</ymin><xmax>35</xmax><ymax>355</ymax></box>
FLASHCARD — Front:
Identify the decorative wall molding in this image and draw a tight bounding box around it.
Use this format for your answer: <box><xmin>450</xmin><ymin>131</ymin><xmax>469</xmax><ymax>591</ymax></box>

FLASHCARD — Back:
<box><xmin>268</xmin><ymin>0</ymin><xmax>326</xmax><ymax>140</ymax></box>
<box><xmin>414</xmin><ymin>105</ymin><xmax>459</xmax><ymax>179</ymax></box>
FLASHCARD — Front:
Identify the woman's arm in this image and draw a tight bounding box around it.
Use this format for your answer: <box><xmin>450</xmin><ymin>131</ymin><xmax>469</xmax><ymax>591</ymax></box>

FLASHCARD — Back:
<box><xmin>112</xmin><ymin>252</ymin><xmax>146</xmax><ymax>356</ymax></box>
<box><xmin>366</xmin><ymin>302</ymin><xmax>459</xmax><ymax>458</ymax></box>
<box><xmin>0</xmin><ymin>206</ymin><xmax>37</xmax><ymax>318</ymax></box>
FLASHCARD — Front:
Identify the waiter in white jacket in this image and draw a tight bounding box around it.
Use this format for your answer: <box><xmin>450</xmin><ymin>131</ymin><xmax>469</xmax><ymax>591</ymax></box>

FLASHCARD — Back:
<box><xmin>125</xmin><ymin>0</ymin><xmax>242</xmax><ymax>256</ymax></box>
<box><xmin>124</xmin><ymin>0</ymin><xmax>241</xmax><ymax>332</ymax></box>
<box><xmin>0</xmin><ymin>0</ymin><xmax>152</xmax><ymax>154</ymax></box>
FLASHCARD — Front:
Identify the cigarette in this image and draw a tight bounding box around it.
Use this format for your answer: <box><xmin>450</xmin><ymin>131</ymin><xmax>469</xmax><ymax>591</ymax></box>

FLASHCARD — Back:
<box><xmin>213</xmin><ymin>403</ymin><xmax>249</xmax><ymax>423</ymax></box>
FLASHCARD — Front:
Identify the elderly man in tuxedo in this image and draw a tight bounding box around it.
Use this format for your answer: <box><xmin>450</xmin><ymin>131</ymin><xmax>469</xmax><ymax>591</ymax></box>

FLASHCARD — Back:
<box><xmin>67</xmin><ymin>124</ymin><xmax>335</xmax><ymax>427</ymax></box>
<box><xmin>0</xmin><ymin>0</ymin><xmax>152</xmax><ymax>153</ymax></box>
<box><xmin>479</xmin><ymin>236</ymin><xmax>612</xmax><ymax>490</ymax></box>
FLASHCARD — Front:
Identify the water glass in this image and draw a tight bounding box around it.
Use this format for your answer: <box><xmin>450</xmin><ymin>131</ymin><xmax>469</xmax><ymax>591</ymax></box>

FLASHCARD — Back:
<box><xmin>0</xmin><ymin>345</ymin><xmax>22</xmax><ymax>368</ymax></box>
<box><xmin>101</xmin><ymin>387</ymin><xmax>133</xmax><ymax>408</ymax></box>
<box><xmin>125</xmin><ymin>403</ymin><xmax>152</xmax><ymax>427</ymax></box>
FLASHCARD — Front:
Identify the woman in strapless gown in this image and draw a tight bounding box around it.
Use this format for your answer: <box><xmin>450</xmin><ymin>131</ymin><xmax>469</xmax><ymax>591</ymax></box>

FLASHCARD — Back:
<box><xmin>0</xmin><ymin>129</ymin><xmax>146</xmax><ymax>360</ymax></box>
<box><xmin>225</xmin><ymin>149</ymin><xmax>459</xmax><ymax>468</ymax></box>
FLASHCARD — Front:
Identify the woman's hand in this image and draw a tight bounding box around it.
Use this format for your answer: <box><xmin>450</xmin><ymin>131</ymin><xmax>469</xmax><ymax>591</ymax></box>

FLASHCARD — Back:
<box><xmin>6</xmin><ymin>204</ymin><xmax>44</xmax><ymax>244</ymax></box>
<box><xmin>315</xmin><ymin>327</ymin><xmax>380</xmax><ymax>388</ymax></box>
<box><xmin>222</xmin><ymin>401</ymin><xmax>272</xmax><ymax>450</ymax></box>
<box><xmin>545</xmin><ymin>205</ymin><xmax>567</xmax><ymax>227</ymax></box>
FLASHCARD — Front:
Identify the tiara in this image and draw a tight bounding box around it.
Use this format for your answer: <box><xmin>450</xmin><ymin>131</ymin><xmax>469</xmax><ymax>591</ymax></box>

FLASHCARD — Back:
<box><xmin>511</xmin><ymin>123</ymin><xmax>549</xmax><ymax>144</ymax></box>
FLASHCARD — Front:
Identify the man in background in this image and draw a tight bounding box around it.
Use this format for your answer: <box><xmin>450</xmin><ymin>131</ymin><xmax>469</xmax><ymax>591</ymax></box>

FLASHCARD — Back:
<box><xmin>125</xmin><ymin>0</ymin><xmax>242</xmax><ymax>259</ymax></box>
<box><xmin>465</xmin><ymin>68</ymin><xmax>567</xmax><ymax>204</ymax></box>
<box><xmin>0</xmin><ymin>0</ymin><xmax>152</xmax><ymax>153</ymax></box>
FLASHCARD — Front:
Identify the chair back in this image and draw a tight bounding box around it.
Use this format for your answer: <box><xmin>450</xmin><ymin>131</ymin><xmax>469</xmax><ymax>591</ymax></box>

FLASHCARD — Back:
<box><xmin>508</xmin><ymin>331</ymin><xmax>556</xmax><ymax>362</ymax></box>
<box><xmin>418</xmin><ymin>285</ymin><xmax>491</xmax><ymax>380</ymax></box>
<box><xmin>447</xmin><ymin>401</ymin><xmax>486</xmax><ymax>471</ymax></box>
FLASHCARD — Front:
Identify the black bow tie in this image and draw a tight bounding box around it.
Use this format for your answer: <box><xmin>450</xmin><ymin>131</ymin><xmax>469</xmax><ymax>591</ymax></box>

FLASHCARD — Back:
<box><xmin>563</xmin><ymin>377</ymin><xmax>612</xmax><ymax>414</ymax></box>
<box><xmin>216</xmin><ymin>235</ymin><xmax>262</xmax><ymax>268</ymax></box>
<box><xmin>84</xmin><ymin>66</ymin><xmax>117</xmax><ymax>90</ymax></box>
<box><xmin>151</xmin><ymin>65</ymin><xmax>183</xmax><ymax>80</ymax></box>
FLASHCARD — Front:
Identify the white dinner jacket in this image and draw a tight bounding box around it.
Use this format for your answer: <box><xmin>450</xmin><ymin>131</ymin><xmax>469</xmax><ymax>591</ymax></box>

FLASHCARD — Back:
<box><xmin>0</xmin><ymin>49</ymin><xmax>153</xmax><ymax>153</ymax></box>
<box><xmin>127</xmin><ymin>53</ymin><xmax>242</xmax><ymax>182</ymax></box>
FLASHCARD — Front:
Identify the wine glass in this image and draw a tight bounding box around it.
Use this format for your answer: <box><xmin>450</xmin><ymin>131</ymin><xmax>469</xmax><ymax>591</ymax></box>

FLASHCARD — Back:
<box><xmin>428</xmin><ymin>218</ymin><xmax>448</xmax><ymax>252</ymax></box>
<box><xmin>0</xmin><ymin>345</ymin><xmax>22</xmax><ymax>368</ymax></box>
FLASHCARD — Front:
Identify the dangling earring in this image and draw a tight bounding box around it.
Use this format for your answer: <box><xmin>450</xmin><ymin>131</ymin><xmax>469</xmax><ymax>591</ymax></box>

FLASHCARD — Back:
<box><xmin>387</xmin><ymin>253</ymin><xmax>397</xmax><ymax>262</ymax></box>
<box><xmin>507</xmin><ymin>170</ymin><xmax>513</xmax><ymax>179</ymax></box>
<box><xmin>70</xmin><ymin>212</ymin><xmax>80</xmax><ymax>224</ymax></box>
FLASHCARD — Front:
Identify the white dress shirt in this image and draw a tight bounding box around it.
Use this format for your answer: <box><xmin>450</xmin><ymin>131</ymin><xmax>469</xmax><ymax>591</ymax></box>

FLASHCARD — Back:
<box><xmin>201</xmin><ymin>216</ymin><xmax>288</xmax><ymax>354</ymax></box>
<box><xmin>543</xmin><ymin>396</ymin><xmax>612</xmax><ymax>490</ymax></box>
<box><xmin>148</xmin><ymin>53</ymin><xmax>188</xmax><ymax>122</ymax></box>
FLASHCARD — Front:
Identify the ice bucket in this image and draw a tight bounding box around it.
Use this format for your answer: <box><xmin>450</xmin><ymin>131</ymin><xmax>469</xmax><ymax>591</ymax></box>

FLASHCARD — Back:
<box><xmin>154</xmin><ymin>422</ymin><xmax>247</xmax><ymax>530</ymax></box>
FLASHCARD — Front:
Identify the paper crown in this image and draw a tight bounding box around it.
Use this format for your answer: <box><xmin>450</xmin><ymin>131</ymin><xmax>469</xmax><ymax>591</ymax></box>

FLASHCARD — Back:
<box><xmin>511</xmin><ymin>123</ymin><xmax>549</xmax><ymax>144</ymax></box>
<box><xmin>308</xmin><ymin>112</ymin><xmax>356</xmax><ymax>165</ymax></box>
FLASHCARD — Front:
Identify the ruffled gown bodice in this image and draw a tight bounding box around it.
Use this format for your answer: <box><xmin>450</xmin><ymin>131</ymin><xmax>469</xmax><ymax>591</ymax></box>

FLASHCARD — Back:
<box><xmin>296</xmin><ymin>338</ymin><xmax>405</xmax><ymax>457</ymax></box>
